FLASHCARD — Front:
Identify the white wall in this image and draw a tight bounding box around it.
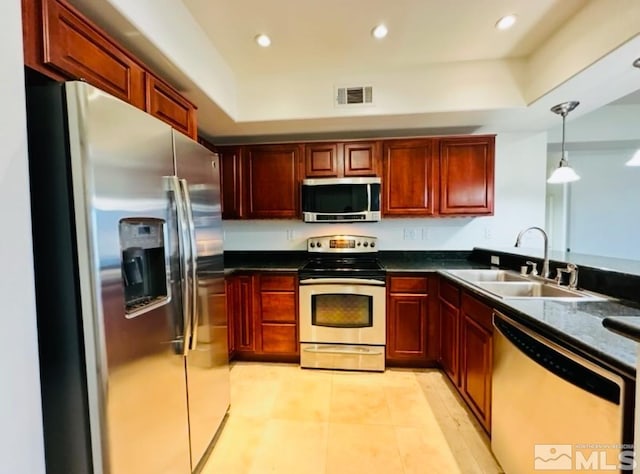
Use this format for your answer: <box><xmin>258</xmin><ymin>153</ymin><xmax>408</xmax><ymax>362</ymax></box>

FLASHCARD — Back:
<box><xmin>566</xmin><ymin>150</ymin><xmax>640</xmax><ymax>260</ymax></box>
<box><xmin>0</xmin><ymin>1</ymin><xmax>46</xmax><ymax>472</ymax></box>
<box><xmin>223</xmin><ymin>132</ymin><xmax>548</xmax><ymax>251</ymax></box>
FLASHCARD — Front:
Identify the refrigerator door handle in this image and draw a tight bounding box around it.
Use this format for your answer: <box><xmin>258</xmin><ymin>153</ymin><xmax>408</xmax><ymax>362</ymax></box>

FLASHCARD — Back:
<box><xmin>170</xmin><ymin>176</ymin><xmax>192</xmax><ymax>356</ymax></box>
<box><xmin>180</xmin><ymin>178</ymin><xmax>199</xmax><ymax>350</ymax></box>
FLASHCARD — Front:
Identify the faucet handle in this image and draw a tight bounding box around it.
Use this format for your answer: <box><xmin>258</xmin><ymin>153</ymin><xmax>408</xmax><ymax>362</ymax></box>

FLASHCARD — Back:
<box><xmin>525</xmin><ymin>260</ymin><xmax>538</xmax><ymax>276</ymax></box>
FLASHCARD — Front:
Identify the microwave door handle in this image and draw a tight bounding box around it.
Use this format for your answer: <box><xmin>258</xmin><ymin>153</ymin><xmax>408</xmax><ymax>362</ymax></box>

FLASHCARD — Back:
<box><xmin>171</xmin><ymin>176</ymin><xmax>192</xmax><ymax>356</ymax></box>
<box><xmin>180</xmin><ymin>178</ymin><xmax>199</xmax><ymax>351</ymax></box>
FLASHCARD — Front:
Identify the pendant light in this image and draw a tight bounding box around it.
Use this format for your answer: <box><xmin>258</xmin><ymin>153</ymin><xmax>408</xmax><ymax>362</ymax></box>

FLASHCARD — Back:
<box><xmin>626</xmin><ymin>149</ymin><xmax>640</xmax><ymax>166</ymax></box>
<box><xmin>548</xmin><ymin>101</ymin><xmax>580</xmax><ymax>184</ymax></box>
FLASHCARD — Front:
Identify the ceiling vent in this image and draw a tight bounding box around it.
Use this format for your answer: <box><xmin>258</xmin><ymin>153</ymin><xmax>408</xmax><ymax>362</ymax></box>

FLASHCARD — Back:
<box><xmin>335</xmin><ymin>85</ymin><xmax>373</xmax><ymax>107</ymax></box>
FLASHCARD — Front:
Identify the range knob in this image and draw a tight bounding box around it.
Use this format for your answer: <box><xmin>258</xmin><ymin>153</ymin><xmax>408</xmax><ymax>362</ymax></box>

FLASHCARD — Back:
<box><xmin>357</xmin><ymin>241</ymin><xmax>361</xmax><ymax>246</ymax></box>
<box><xmin>310</xmin><ymin>242</ymin><xmax>315</xmax><ymax>248</ymax></box>
<box><xmin>316</xmin><ymin>242</ymin><xmax>322</xmax><ymax>248</ymax></box>
<box><xmin>370</xmin><ymin>242</ymin><xmax>376</xmax><ymax>248</ymax></box>
<box><xmin>363</xmin><ymin>241</ymin><xmax>369</xmax><ymax>247</ymax></box>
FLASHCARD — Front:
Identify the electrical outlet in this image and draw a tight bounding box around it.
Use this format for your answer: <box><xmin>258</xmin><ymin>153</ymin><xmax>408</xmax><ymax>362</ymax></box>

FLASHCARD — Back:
<box><xmin>491</xmin><ymin>255</ymin><xmax>500</xmax><ymax>265</ymax></box>
<box><xmin>484</xmin><ymin>227</ymin><xmax>492</xmax><ymax>240</ymax></box>
<box><xmin>286</xmin><ymin>229</ymin><xmax>295</xmax><ymax>241</ymax></box>
<box><xmin>403</xmin><ymin>228</ymin><xmax>418</xmax><ymax>240</ymax></box>
<box><xmin>422</xmin><ymin>228</ymin><xmax>430</xmax><ymax>241</ymax></box>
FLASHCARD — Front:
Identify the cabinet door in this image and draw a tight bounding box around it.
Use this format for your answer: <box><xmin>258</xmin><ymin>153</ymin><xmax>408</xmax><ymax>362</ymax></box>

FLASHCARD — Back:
<box><xmin>343</xmin><ymin>141</ymin><xmax>380</xmax><ymax>177</ymax></box>
<box><xmin>146</xmin><ymin>75</ymin><xmax>197</xmax><ymax>139</ymax></box>
<box><xmin>387</xmin><ymin>294</ymin><xmax>428</xmax><ymax>363</ymax></box>
<box><xmin>256</xmin><ymin>274</ymin><xmax>298</xmax><ymax>355</ymax></box>
<box><xmin>218</xmin><ymin>146</ymin><xmax>243</xmax><ymax>219</ymax></box>
<box><xmin>245</xmin><ymin>145</ymin><xmax>302</xmax><ymax>218</ymax></box>
<box><xmin>305</xmin><ymin>143</ymin><xmax>339</xmax><ymax>177</ymax></box>
<box><xmin>439</xmin><ymin>136</ymin><xmax>495</xmax><ymax>215</ymax></box>
<box><xmin>225</xmin><ymin>279</ymin><xmax>236</xmax><ymax>358</ymax></box>
<box><xmin>439</xmin><ymin>299</ymin><xmax>460</xmax><ymax>386</ymax></box>
<box><xmin>382</xmin><ymin>139</ymin><xmax>437</xmax><ymax>215</ymax></box>
<box><xmin>40</xmin><ymin>0</ymin><xmax>146</xmax><ymax>108</ymax></box>
<box><xmin>233</xmin><ymin>275</ymin><xmax>255</xmax><ymax>353</ymax></box>
<box><xmin>460</xmin><ymin>313</ymin><xmax>492</xmax><ymax>432</ymax></box>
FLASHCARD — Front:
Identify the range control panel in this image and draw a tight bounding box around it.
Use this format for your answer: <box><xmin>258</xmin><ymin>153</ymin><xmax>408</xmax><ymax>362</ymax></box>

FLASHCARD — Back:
<box><xmin>307</xmin><ymin>235</ymin><xmax>378</xmax><ymax>253</ymax></box>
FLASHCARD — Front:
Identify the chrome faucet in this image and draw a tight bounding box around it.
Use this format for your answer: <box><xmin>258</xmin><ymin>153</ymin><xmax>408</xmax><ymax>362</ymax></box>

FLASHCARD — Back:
<box><xmin>514</xmin><ymin>226</ymin><xmax>550</xmax><ymax>279</ymax></box>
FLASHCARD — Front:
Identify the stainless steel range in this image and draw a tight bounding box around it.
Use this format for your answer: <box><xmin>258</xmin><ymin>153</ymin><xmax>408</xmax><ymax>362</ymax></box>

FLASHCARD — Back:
<box><xmin>299</xmin><ymin>235</ymin><xmax>386</xmax><ymax>372</ymax></box>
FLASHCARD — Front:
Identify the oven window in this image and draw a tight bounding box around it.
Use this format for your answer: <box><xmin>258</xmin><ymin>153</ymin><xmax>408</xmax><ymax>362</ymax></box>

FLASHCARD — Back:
<box><xmin>311</xmin><ymin>294</ymin><xmax>372</xmax><ymax>328</ymax></box>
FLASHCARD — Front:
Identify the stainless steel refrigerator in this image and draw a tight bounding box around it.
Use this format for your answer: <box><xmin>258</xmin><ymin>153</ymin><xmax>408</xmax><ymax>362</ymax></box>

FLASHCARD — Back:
<box><xmin>25</xmin><ymin>81</ymin><xmax>229</xmax><ymax>474</ymax></box>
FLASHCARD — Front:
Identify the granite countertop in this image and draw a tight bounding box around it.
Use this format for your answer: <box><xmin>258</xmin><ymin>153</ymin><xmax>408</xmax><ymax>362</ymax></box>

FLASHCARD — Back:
<box><xmin>440</xmin><ymin>270</ymin><xmax>640</xmax><ymax>379</ymax></box>
<box><xmin>224</xmin><ymin>249</ymin><xmax>639</xmax><ymax>378</ymax></box>
<box><xmin>602</xmin><ymin>317</ymin><xmax>640</xmax><ymax>344</ymax></box>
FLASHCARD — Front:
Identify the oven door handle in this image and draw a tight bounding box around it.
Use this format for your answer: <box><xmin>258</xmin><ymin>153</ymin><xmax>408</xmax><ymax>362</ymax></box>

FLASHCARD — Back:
<box><xmin>299</xmin><ymin>278</ymin><xmax>386</xmax><ymax>286</ymax></box>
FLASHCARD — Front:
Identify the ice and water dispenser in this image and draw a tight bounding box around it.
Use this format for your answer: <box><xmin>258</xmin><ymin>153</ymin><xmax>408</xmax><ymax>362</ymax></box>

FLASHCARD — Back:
<box><xmin>119</xmin><ymin>218</ymin><xmax>168</xmax><ymax>316</ymax></box>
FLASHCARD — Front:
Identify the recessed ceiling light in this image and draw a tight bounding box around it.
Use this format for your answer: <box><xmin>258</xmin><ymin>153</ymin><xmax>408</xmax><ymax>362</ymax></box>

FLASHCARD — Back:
<box><xmin>371</xmin><ymin>24</ymin><xmax>388</xmax><ymax>39</ymax></box>
<box><xmin>255</xmin><ymin>34</ymin><xmax>271</xmax><ymax>47</ymax></box>
<box><xmin>495</xmin><ymin>14</ymin><xmax>517</xmax><ymax>30</ymax></box>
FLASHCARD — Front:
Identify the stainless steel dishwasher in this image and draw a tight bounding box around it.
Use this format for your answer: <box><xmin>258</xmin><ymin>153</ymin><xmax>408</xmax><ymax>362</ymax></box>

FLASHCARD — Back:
<box><xmin>492</xmin><ymin>310</ymin><xmax>631</xmax><ymax>474</ymax></box>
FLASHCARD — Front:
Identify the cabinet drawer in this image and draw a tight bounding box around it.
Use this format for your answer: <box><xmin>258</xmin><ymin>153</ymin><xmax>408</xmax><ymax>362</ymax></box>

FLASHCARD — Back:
<box><xmin>261</xmin><ymin>324</ymin><xmax>298</xmax><ymax>354</ymax></box>
<box><xmin>42</xmin><ymin>0</ymin><xmax>146</xmax><ymax>108</ymax></box>
<box><xmin>388</xmin><ymin>276</ymin><xmax>428</xmax><ymax>294</ymax></box>
<box><xmin>146</xmin><ymin>75</ymin><xmax>197</xmax><ymax>138</ymax></box>
<box><xmin>439</xmin><ymin>278</ymin><xmax>460</xmax><ymax>307</ymax></box>
<box><xmin>260</xmin><ymin>274</ymin><xmax>297</xmax><ymax>291</ymax></box>
<box><xmin>461</xmin><ymin>292</ymin><xmax>493</xmax><ymax>331</ymax></box>
<box><xmin>260</xmin><ymin>292</ymin><xmax>296</xmax><ymax>323</ymax></box>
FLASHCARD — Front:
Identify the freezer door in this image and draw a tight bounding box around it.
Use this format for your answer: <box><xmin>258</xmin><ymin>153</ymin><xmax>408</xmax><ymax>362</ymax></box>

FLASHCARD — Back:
<box><xmin>173</xmin><ymin>131</ymin><xmax>230</xmax><ymax>468</ymax></box>
<box><xmin>65</xmin><ymin>82</ymin><xmax>191</xmax><ymax>474</ymax></box>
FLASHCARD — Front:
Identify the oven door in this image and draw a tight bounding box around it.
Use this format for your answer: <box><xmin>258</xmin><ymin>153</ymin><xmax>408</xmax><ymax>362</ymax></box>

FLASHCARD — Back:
<box><xmin>299</xmin><ymin>278</ymin><xmax>386</xmax><ymax>345</ymax></box>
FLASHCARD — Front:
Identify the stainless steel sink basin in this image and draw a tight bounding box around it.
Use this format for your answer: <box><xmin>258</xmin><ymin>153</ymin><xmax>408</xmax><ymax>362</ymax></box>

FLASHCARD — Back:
<box><xmin>446</xmin><ymin>269</ymin><xmax>530</xmax><ymax>282</ymax></box>
<box><xmin>474</xmin><ymin>281</ymin><xmax>604</xmax><ymax>300</ymax></box>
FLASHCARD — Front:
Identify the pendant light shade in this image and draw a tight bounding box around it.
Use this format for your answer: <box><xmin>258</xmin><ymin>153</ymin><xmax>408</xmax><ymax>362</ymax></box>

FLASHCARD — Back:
<box><xmin>625</xmin><ymin>148</ymin><xmax>640</xmax><ymax>167</ymax></box>
<box><xmin>547</xmin><ymin>101</ymin><xmax>580</xmax><ymax>184</ymax></box>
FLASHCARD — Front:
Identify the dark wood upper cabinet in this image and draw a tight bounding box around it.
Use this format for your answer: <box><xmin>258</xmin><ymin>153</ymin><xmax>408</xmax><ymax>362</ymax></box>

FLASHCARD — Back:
<box><xmin>22</xmin><ymin>0</ymin><xmax>197</xmax><ymax>136</ymax></box>
<box><xmin>382</xmin><ymin>139</ymin><xmax>438</xmax><ymax>216</ymax></box>
<box><xmin>218</xmin><ymin>146</ymin><xmax>244</xmax><ymax>219</ymax></box>
<box><xmin>38</xmin><ymin>0</ymin><xmax>146</xmax><ymax>108</ymax></box>
<box><xmin>343</xmin><ymin>141</ymin><xmax>380</xmax><ymax>176</ymax></box>
<box><xmin>303</xmin><ymin>141</ymin><xmax>380</xmax><ymax>178</ymax></box>
<box><xmin>245</xmin><ymin>144</ymin><xmax>302</xmax><ymax>218</ymax></box>
<box><xmin>146</xmin><ymin>75</ymin><xmax>197</xmax><ymax>139</ymax></box>
<box><xmin>305</xmin><ymin>143</ymin><xmax>339</xmax><ymax>177</ymax></box>
<box><xmin>439</xmin><ymin>136</ymin><xmax>495</xmax><ymax>215</ymax></box>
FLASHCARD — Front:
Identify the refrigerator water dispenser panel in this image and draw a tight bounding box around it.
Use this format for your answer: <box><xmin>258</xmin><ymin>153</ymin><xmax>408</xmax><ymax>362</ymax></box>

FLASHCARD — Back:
<box><xmin>119</xmin><ymin>218</ymin><xmax>169</xmax><ymax>316</ymax></box>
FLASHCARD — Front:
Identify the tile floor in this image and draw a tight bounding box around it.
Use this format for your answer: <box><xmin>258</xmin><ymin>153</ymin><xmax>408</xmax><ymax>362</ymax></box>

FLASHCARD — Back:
<box><xmin>201</xmin><ymin>362</ymin><xmax>503</xmax><ymax>474</ymax></box>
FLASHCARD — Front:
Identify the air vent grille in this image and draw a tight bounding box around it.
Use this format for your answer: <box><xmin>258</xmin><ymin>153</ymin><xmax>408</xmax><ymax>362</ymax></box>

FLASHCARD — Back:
<box><xmin>335</xmin><ymin>85</ymin><xmax>373</xmax><ymax>106</ymax></box>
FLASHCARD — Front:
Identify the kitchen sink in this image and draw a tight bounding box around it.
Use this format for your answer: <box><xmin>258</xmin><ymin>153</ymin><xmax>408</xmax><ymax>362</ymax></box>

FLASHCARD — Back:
<box><xmin>445</xmin><ymin>269</ymin><xmax>530</xmax><ymax>282</ymax></box>
<box><xmin>473</xmin><ymin>281</ymin><xmax>604</xmax><ymax>300</ymax></box>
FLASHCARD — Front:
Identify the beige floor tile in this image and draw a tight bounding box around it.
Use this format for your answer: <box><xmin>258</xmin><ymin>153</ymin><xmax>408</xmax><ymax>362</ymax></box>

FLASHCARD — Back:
<box><xmin>385</xmin><ymin>383</ymin><xmax>439</xmax><ymax>427</ymax></box>
<box><xmin>326</xmin><ymin>423</ymin><xmax>404</xmax><ymax>474</ymax></box>
<box><xmin>200</xmin><ymin>415</ymin><xmax>267</xmax><ymax>474</ymax></box>
<box><xmin>248</xmin><ymin>419</ymin><xmax>328</xmax><ymax>474</ymax></box>
<box><xmin>271</xmin><ymin>377</ymin><xmax>332</xmax><ymax>422</ymax></box>
<box><xmin>204</xmin><ymin>362</ymin><xmax>501</xmax><ymax>474</ymax></box>
<box><xmin>230</xmin><ymin>378</ymin><xmax>281</xmax><ymax>418</ymax></box>
<box><xmin>395</xmin><ymin>425</ymin><xmax>462</xmax><ymax>474</ymax></box>
<box><xmin>329</xmin><ymin>381</ymin><xmax>392</xmax><ymax>425</ymax></box>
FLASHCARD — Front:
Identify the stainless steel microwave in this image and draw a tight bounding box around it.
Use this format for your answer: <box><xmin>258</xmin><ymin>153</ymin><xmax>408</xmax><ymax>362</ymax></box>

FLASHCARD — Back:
<box><xmin>301</xmin><ymin>177</ymin><xmax>381</xmax><ymax>222</ymax></box>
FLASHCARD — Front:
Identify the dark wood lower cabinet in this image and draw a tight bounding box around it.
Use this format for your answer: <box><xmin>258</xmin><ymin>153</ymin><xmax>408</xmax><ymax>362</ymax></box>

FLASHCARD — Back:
<box><xmin>438</xmin><ymin>276</ymin><xmax>493</xmax><ymax>433</ymax></box>
<box><xmin>460</xmin><ymin>293</ymin><xmax>493</xmax><ymax>432</ymax></box>
<box><xmin>386</xmin><ymin>275</ymin><xmax>438</xmax><ymax>366</ymax></box>
<box><xmin>226</xmin><ymin>272</ymin><xmax>299</xmax><ymax>361</ymax></box>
